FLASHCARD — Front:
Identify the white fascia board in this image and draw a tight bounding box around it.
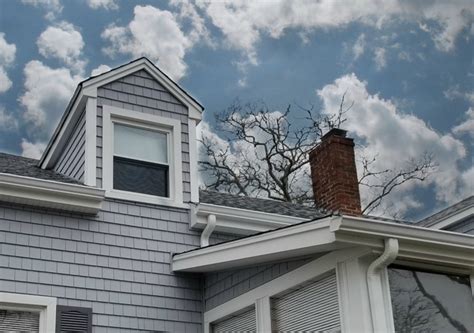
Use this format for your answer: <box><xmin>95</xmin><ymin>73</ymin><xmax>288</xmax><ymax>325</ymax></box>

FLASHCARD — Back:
<box><xmin>39</xmin><ymin>90</ymin><xmax>87</xmax><ymax>169</ymax></box>
<box><xmin>192</xmin><ymin>203</ymin><xmax>309</xmax><ymax>235</ymax></box>
<box><xmin>334</xmin><ymin>215</ymin><xmax>474</xmax><ymax>268</ymax></box>
<box><xmin>0</xmin><ymin>173</ymin><xmax>105</xmax><ymax>214</ymax></box>
<box><xmin>173</xmin><ymin>214</ymin><xmax>474</xmax><ymax>273</ymax></box>
<box><xmin>173</xmin><ymin>216</ymin><xmax>340</xmax><ymax>272</ymax></box>
<box><xmin>82</xmin><ymin>58</ymin><xmax>203</xmax><ymax>120</ymax></box>
<box><xmin>425</xmin><ymin>206</ymin><xmax>474</xmax><ymax>230</ymax></box>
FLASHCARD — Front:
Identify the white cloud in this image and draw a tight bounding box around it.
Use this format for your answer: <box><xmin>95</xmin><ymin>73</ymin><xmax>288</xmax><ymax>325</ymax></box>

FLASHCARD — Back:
<box><xmin>0</xmin><ymin>105</ymin><xmax>18</xmax><ymax>131</ymax></box>
<box><xmin>20</xmin><ymin>60</ymin><xmax>82</xmax><ymax>137</ymax></box>
<box><xmin>443</xmin><ymin>85</ymin><xmax>474</xmax><ymax>105</ymax></box>
<box><xmin>21</xmin><ymin>0</ymin><xmax>62</xmax><ymax>19</ymax></box>
<box><xmin>21</xmin><ymin>139</ymin><xmax>46</xmax><ymax>159</ymax></box>
<box><xmin>317</xmin><ymin>73</ymin><xmax>470</xmax><ymax>214</ymax></box>
<box><xmin>0</xmin><ymin>33</ymin><xmax>17</xmax><ymax>93</ymax></box>
<box><xmin>37</xmin><ymin>22</ymin><xmax>86</xmax><ymax>73</ymax></box>
<box><xmin>352</xmin><ymin>33</ymin><xmax>366</xmax><ymax>60</ymax></box>
<box><xmin>373</xmin><ymin>47</ymin><xmax>386</xmax><ymax>70</ymax></box>
<box><xmin>91</xmin><ymin>64</ymin><xmax>111</xmax><ymax>76</ymax></box>
<box><xmin>453</xmin><ymin>107</ymin><xmax>474</xmax><ymax>138</ymax></box>
<box><xmin>102</xmin><ymin>5</ymin><xmax>206</xmax><ymax>81</ymax></box>
<box><xmin>87</xmin><ymin>0</ymin><xmax>118</xmax><ymax>10</ymax></box>
<box><xmin>198</xmin><ymin>0</ymin><xmax>472</xmax><ymax>65</ymax></box>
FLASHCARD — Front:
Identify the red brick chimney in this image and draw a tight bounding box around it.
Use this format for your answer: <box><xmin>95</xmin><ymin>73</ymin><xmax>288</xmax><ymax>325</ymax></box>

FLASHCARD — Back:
<box><xmin>309</xmin><ymin>128</ymin><xmax>361</xmax><ymax>215</ymax></box>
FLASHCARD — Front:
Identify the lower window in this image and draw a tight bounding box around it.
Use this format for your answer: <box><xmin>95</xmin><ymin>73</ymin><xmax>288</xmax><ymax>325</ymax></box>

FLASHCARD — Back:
<box><xmin>0</xmin><ymin>309</ymin><xmax>40</xmax><ymax>332</ymax></box>
<box><xmin>388</xmin><ymin>266</ymin><xmax>474</xmax><ymax>332</ymax></box>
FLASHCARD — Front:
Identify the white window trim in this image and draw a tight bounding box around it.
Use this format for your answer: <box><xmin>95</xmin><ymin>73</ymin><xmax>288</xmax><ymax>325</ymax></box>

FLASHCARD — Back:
<box><xmin>102</xmin><ymin>105</ymin><xmax>186</xmax><ymax>208</ymax></box>
<box><xmin>0</xmin><ymin>293</ymin><xmax>56</xmax><ymax>333</ymax></box>
<box><xmin>203</xmin><ymin>246</ymin><xmax>371</xmax><ymax>333</ymax></box>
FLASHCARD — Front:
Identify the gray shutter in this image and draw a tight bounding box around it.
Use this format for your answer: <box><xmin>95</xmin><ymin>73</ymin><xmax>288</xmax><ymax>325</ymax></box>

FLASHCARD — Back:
<box><xmin>271</xmin><ymin>273</ymin><xmax>341</xmax><ymax>332</ymax></box>
<box><xmin>0</xmin><ymin>309</ymin><xmax>40</xmax><ymax>332</ymax></box>
<box><xmin>212</xmin><ymin>306</ymin><xmax>256</xmax><ymax>333</ymax></box>
<box><xmin>56</xmin><ymin>306</ymin><xmax>92</xmax><ymax>333</ymax></box>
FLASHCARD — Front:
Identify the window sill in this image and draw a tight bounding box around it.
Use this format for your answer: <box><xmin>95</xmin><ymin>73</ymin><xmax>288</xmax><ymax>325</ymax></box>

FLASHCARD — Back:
<box><xmin>106</xmin><ymin>189</ymin><xmax>189</xmax><ymax>209</ymax></box>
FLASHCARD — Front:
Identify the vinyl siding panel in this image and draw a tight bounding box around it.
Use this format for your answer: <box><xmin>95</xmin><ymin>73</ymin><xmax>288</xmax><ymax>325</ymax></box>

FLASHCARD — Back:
<box><xmin>204</xmin><ymin>257</ymin><xmax>314</xmax><ymax>311</ymax></box>
<box><xmin>0</xmin><ymin>200</ymin><xmax>203</xmax><ymax>333</ymax></box>
<box><xmin>95</xmin><ymin>70</ymin><xmax>191</xmax><ymax>202</ymax></box>
<box><xmin>54</xmin><ymin>109</ymin><xmax>86</xmax><ymax>182</ymax></box>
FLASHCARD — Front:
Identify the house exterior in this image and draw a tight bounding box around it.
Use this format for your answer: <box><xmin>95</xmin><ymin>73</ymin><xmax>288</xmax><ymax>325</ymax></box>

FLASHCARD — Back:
<box><xmin>0</xmin><ymin>58</ymin><xmax>472</xmax><ymax>333</ymax></box>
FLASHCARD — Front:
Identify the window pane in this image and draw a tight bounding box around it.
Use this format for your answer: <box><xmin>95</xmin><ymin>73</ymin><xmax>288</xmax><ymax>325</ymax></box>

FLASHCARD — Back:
<box><xmin>113</xmin><ymin>156</ymin><xmax>168</xmax><ymax>197</ymax></box>
<box><xmin>212</xmin><ymin>307</ymin><xmax>256</xmax><ymax>333</ymax></box>
<box><xmin>114</xmin><ymin>123</ymin><xmax>168</xmax><ymax>164</ymax></box>
<box><xmin>388</xmin><ymin>267</ymin><xmax>474</xmax><ymax>332</ymax></box>
<box><xmin>0</xmin><ymin>309</ymin><xmax>40</xmax><ymax>332</ymax></box>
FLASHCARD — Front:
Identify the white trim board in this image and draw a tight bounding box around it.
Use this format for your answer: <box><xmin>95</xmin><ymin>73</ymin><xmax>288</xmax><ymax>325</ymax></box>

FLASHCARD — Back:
<box><xmin>0</xmin><ymin>293</ymin><xmax>57</xmax><ymax>333</ymax></box>
<box><xmin>173</xmin><ymin>215</ymin><xmax>474</xmax><ymax>272</ymax></box>
<box><xmin>191</xmin><ymin>202</ymin><xmax>309</xmax><ymax>235</ymax></box>
<box><xmin>0</xmin><ymin>173</ymin><xmax>104</xmax><ymax>214</ymax></box>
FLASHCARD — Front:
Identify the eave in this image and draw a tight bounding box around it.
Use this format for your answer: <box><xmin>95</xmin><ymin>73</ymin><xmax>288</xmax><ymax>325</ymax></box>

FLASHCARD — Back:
<box><xmin>172</xmin><ymin>215</ymin><xmax>474</xmax><ymax>273</ymax></box>
<box><xmin>191</xmin><ymin>203</ymin><xmax>309</xmax><ymax>235</ymax></box>
<box><xmin>0</xmin><ymin>173</ymin><xmax>105</xmax><ymax>214</ymax></box>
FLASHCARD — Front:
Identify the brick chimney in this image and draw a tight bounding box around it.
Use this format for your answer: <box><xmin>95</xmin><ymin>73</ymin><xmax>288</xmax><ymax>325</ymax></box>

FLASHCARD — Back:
<box><xmin>309</xmin><ymin>128</ymin><xmax>361</xmax><ymax>215</ymax></box>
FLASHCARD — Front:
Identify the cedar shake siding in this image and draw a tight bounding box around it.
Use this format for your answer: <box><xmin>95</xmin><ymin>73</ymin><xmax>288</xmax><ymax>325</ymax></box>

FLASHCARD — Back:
<box><xmin>95</xmin><ymin>69</ymin><xmax>192</xmax><ymax>202</ymax></box>
<box><xmin>53</xmin><ymin>109</ymin><xmax>86</xmax><ymax>182</ymax></box>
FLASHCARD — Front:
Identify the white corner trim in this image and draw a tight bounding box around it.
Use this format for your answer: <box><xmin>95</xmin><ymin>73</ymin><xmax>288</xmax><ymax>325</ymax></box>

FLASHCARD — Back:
<box><xmin>255</xmin><ymin>297</ymin><xmax>271</xmax><ymax>332</ymax></box>
<box><xmin>102</xmin><ymin>105</ymin><xmax>185</xmax><ymax>207</ymax></box>
<box><xmin>366</xmin><ymin>238</ymin><xmax>398</xmax><ymax>333</ymax></box>
<box><xmin>193</xmin><ymin>203</ymin><xmax>310</xmax><ymax>235</ymax></box>
<box><xmin>84</xmin><ymin>97</ymin><xmax>97</xmax><ymax>186</ymax></box>
<box><xmin>203</xmin><ymin>247</ymin><xmax>368</xmax><ymax>326</ymax></box>
<box><xmin>0</xmin><ymin>292</ymin><xmax>57</xmax><ymax>333</ymax></box>
<box><xmin>188</xmin><ymin>118</ymin><xmax>199</xmax><ymax>203</ymax></box>
<box><xmin>0</xmin><ymin>173</ymin><xmax>104</xmax><ymax>214</ymax></box>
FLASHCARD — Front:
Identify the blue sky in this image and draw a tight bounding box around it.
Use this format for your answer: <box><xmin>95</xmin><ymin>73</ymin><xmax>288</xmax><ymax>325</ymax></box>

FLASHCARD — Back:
<box><xmin>0</xmin><ymin>0</ymin><xmax>472</xmax><ymax>219</ymax></box>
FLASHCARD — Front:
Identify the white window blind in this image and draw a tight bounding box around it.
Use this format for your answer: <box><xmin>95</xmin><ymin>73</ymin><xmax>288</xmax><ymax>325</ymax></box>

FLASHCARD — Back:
<box><xmin>114</xmin><ymin>123</ymin><xmax>168</xmax><ymax>164</ymax></box>
<box><xmin>271</xmin><ymin>273</ymin><xmax>341</xmax><ymax>332</ymax></box>
<box><xmin>0</xmin><ymin>309</ymin><xmax>40</xmax><ymax>332</ymax></box>
<box><xmin>212</xmin><ymin>306</ymin><xmax>256</xmax><ymax>333</ymax></box>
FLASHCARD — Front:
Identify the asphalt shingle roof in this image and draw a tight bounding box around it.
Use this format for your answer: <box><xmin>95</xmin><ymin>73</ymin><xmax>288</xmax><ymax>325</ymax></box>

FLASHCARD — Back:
<box><xmin>0</xmin><ymin>153</ymin><xmax>81</xmax><ymax>184</ymax></box>
<box><xmin>199</xmin><ymin>189</ymin><xmax>326</xmax><ymax>219</ymax></box>
<box><xmin>417</xmin><ymin>195</ymin><xmax>474</xmax><ymax>227</ymax></box>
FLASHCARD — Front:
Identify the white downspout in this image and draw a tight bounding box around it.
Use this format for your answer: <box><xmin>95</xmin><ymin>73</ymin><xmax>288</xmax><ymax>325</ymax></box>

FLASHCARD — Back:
<box><xmin>367</xmin><ymin>237</ymin><xmax>399</xmax><ymax>332</ymax></box>
<box><xmin>200</xmin><ymin>214</ymin><xmax>216</xmax><ymax>247</ymax></box>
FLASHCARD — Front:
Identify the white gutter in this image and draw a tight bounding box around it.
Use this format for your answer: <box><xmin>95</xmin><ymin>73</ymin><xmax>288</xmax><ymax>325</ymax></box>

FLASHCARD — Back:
<box><xmin>367</xmin><ymin>238</ymin><xmax>399</xmax><ymax>333</ymax></box>
<box><xmin>0</xmin><ymin>173</ymin><xmax>105</xmax><ymax>214</ymax></box>
<box><xmin>201</xmin><ymin>214</ymin><xmax>216</xmax><ymax>247</ymax></box>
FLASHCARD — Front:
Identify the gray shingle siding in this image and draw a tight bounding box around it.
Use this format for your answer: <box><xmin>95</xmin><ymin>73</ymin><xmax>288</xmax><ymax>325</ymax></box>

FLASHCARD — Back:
<box><xmin>0</xmin><ymin>200</ymin><xmax>203</xmax><ymax>332</ymax></box>
<box><xmin>95</xmin><ymin>70</ymin><xmax>191</xmax><ymax>202</ymax></box>
<box><xmin>53</xmin><ymin>109</ymin><xmax>86</xmax><ymax>182</ymax></box>
<box><xmin>445</xmin><ymin>216</ymin><xmax>474</xmax><ymax>235</ymax></box>
<box><xmin>204</xmin><ymin>257</ymin><xmax>314</xmax><ymax>311</ymax></box>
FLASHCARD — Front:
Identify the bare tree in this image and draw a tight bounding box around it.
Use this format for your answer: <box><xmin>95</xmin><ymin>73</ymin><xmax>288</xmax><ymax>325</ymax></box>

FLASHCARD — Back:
<box><xmin>199</xmin><ymin>96</ymin><xmax>436</xmax><ymax>215</ymax></box>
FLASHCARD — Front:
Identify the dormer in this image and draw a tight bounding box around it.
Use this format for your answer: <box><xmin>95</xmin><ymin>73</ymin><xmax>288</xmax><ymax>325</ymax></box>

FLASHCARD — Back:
<box><xmin>39</xmin><ymin>58</ymin><xmax>203</xmax><ymax>208</ymax></box>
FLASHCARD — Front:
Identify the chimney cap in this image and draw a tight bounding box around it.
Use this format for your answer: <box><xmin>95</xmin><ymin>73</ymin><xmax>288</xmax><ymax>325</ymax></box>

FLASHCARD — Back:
<box><xmin>321</xmin><ymin>128</ymin><xmax>347</xmax><ymax>141</ymax></box>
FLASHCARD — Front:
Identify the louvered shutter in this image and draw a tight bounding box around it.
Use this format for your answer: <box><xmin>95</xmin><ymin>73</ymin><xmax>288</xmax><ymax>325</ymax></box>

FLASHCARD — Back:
<box><xmin>0</xmin><ymin>309</ymin><xmax>40</xmax><ymax>332</ymax></box>
<box><xmin>56</xmin><ymin>306</ymin><xmax>92</xmax><ymax>333</ymax></box>
<box><xmin>212</xmin><ymin>306</ymin><xmax>256</xmax><ymax>333</ymax></box>
<box><xmin>271</xmin><ymin>273</ymin><xmax>341</xmax><ymax>332</ymax></box>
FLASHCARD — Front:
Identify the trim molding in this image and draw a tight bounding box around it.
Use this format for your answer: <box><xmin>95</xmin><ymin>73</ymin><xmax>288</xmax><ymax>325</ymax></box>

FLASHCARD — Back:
<box><xmin>0</xmin><ymin>173</ymin><xmax>104</xmax><ymax>214</ymax></box>
<box><xmin>0</xmin><ymin>292</ymin><xmax>57</xmax><ymax>333</ymax></box>
<box><xmin>84</xmin><ymin>97</ymin><xmax>97</xmax><ymax>186</ymax></box>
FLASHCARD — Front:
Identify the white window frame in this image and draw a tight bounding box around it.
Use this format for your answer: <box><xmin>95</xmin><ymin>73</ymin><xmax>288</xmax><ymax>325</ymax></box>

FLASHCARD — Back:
<box><xmin>0</xmin><ymin>293</ymin><xmax>57</xmax><ymax>333</ymax></box>
<box><xmin>203</xmin><ymin>247</ymin><xmax>372</xmax><ymax>333</ymax></box>
<box><xmin>102</xmin><ymin>105</ymin><xmax>185</xmax><ymax>208</ymax></box>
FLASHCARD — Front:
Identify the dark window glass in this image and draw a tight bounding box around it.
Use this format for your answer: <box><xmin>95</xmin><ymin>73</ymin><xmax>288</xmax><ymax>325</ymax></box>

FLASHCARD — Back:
<box><xmin>113</xmin><ymin>156</ymin><xmax>168</xmax><ymax>197</ymax></box>
<box><xmin>388</xmin><ymin>267</ymin><xmax>474</xmax><ymax>333</ymax></box>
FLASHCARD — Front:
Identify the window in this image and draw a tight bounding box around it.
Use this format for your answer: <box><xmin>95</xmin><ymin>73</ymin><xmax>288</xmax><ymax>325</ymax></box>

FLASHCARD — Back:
<box><xmin>212</xmin><ymin>306</ymin><xmax>256</xmax><ymax>333</ymax></box>
<box><xmin>102</xmin><ymin>105</ymin><xmax>184</xmax><ymax>207</ymax></box>
<box><xmin>113</xmin><ymin>123</ymin><xmax>169</xmax><ymax>197</ymax></box>
<box><xmin>0</xmin><ymin>293</ymin><xmax>56</xmax><ymax>333</ymax></box>
<box><xmin>388</xmin><ymin>266</ymin><xmax>474</xmax><ymax>332</ymax></box>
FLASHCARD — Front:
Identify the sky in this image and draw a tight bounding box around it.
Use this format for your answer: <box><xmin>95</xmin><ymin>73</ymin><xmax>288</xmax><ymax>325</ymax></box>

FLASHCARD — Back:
<box><xmin>0</xmin><ymin>0</ymin><xmax>472</xmax><ymax>220</ymax></box>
